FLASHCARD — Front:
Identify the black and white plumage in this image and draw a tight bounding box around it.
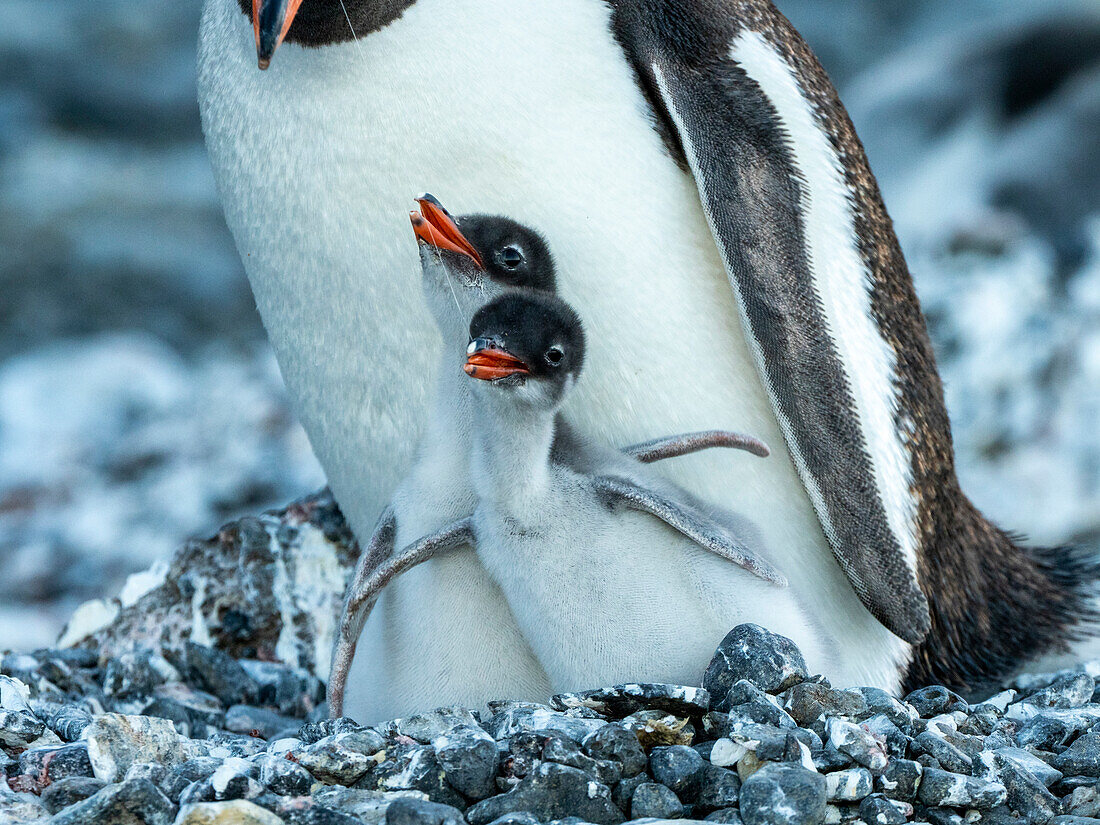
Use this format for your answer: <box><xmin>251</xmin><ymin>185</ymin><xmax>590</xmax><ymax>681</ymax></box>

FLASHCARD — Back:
<box><xmin>199</xmin><ymin>0</ymin><xmax>1099</xmax><ymax>694</ymax></box>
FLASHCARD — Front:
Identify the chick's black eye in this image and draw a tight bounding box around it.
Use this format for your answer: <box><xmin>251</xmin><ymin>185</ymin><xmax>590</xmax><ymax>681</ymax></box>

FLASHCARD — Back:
<box><xmin>545</xmin><ymin>347</ymin><xmax>564</xmax><ymax>366</ymax></box>
<box><xmin>497</xmin><ymin>245</ymin><xmax>525</xmax><ymax>270</ymax></box>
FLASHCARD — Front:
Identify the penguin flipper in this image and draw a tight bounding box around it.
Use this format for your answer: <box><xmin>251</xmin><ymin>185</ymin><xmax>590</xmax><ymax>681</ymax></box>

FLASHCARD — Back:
<box><xmin>623</xmin><ymin>430</ymin><xmax>770</xmax><ymax>463</ymax></box>
<box><xmin>610</xmin><ymin>2</ymin><xmax>931</xmax><ymax>644</ymax></box>
<box><xmin>593</xmin><ymin>475</ymin><xmax>787</xmax><ymax>587</ymax></box>
<box><xmin>327</xmin><ymin>515</ymin><xmax>474</xmax><ymax>717</ymax></box>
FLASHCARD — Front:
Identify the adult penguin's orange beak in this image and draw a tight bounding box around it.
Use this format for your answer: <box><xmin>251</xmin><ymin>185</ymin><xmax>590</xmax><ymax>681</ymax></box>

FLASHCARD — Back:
<box><xmin>254</xmin><ymin>0</ymin><xmax>304</xmax><ymax>69</ymax></box>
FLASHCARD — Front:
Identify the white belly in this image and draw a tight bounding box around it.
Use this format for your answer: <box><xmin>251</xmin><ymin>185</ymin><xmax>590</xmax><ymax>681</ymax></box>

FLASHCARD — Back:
<box><xmin>474</xmin><ymin>477</ymin><xmax>829</xmax><ymax>693</ymax></box>
<box><xmin>198</xmin><ymin>0</ymin><xmax>909</xmax><ymax>693</ymax></box>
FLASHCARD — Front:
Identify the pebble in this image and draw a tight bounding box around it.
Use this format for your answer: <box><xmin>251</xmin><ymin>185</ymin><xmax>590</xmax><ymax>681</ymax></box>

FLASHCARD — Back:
<box><xmin>611</xmin><ymin>771</ymin><xmax>650</xmax><ymax>812</ymax></box>
<box><xmin>0</xmin><ymin>676</ymin><xmax>32</xmax><ymax>713</ymax></box>
<box><xmin>435</xmin><ymin>725</ymin><xmax>500</xmax><ymax>800</ymax></box>
<box><xmin>0</xmin><ymin>709</ymin><xmax>45</xmax><ymax>747</ymax></box>
<box><xmin>18</xmin><ymin>742</ymin><xmax>94</xmax><ymax>785</ymax></box>
<box><xmin>904</xmin><ymin>687</ymin><xmax>968</xmax><ymax>718</ymax></box>
<box><xmin>1053</xmin><ymin>734</ymin><xmax>1100</xmax><ymax>778</ymax></box>
<box><xmin>859</xmin><ymin>793</ymin><xmax>912</xmax><ymax>824</ymax></box>
<box><xmin>783</xmin><ymin>682</ymin><xmax>869</xmax><ymax>729</ymax></box>
<box><xmin>994</xmin><ymin>747</ymin><xmax>1063</xmax><ymax>788</ymax></box>
<box><xmin>82</xmin><ymin>712</ymin><xmax>197</xmax><ymax>781</ymax></box>
<box><xmin>39</xmin><ymin>775</ymin><xmax>107</xmax><ymax>815</ymax></box>
<box><xmin>103</xmin><ymin>650</ymin><xmax>173</xmax><ymax>698</ymax></box>
<box><xmin>826</xmin><ymin>767</ymin><xmax>874</xmax><ymax>801</ymax></box>
<box><xmin>310</xmin><ymin>788</ymin><xmax>428</xmax><ymax>823</ymax></box>
<box><xmin>826</xmin><ymin>718</ymin><xmax>889</xmax><ymax>771</ymax></box>
<box><xmin>176</xmin><ymin>799</ymin><xmax>284</xmax><ymax>824</ymax></box>
<box><xmin>1022</xmin><ymin>675</ymin><xmax>1095</xmax><ymax>709</ymax></box>
<box><xmin>49</xmin><ymin>776</ymin><xmax>175</xmax><ymax>825</ymax></box>
<box><xmin>46</xmin><ymin>705</ymin><xmax>94</xmax><ymax>742</ymax></box>
<box><xmin>739</xmin><ymin>762</ymin><xmax>827</xmax><ymax>825</ymax></box>
<box><xmin>582</xmin><ymin>724</ymin><xmax>647</xmax><ymax>778</ymax></box>
<box><xmin>917</xmin><ymin>767</ymin><xmax>1007</xmax><ymax>810</ymax></box>
<box><xmin>704</xmin><ymin>624</ymin><xmax>808</xmax><ymax>699</ymax></box>
<box><xmin>180</xmin><ymin>642</ymin><xmax>259</xmax><ymax>708</ymax></box>
<box><xmin>994</xmin><ymin>753</ymin><xmax>1060</xmax><ymax>824</ymax></box>
<box><xmin>649</xmin><ymin>745</ymin><xmax>705</xmax><ymax>799</ymax></box>
<box><xmin>1017</xmin><ymin>714</ymin><xmax>1080</xmax><ymax>750</ymax></box>
<box><xmin>1063</xmin><ymin>786</ymin><xmax>1100</xmax><ymax>818</ymax></box>
<box><xmin>239</xmin><ymin>659</ymin><xmax>325</xmax><ymax>717</ymax></box>
<box><xmin>877</xmin><ymin>758</ymin><xmax>923</xmax><ymax>801</ymax></box>
<box><xmin>543</xmin><ymin>732</ymin><xmax>622</xmax><ymax>785</ymax></box>
<box><xmin>386</xmin><ymin>796</ymin><xmax>468</xmax><ymax>825</ymax></box>
<box><xmin>551</xmin><ymin>684</ymin><xmax>710</xmax><ymax>719</ymax></box>
<box><xmin>466</xmin><ymin>762</ymin><xmax>623</xmax><ymax>825</ymax></box>
<box><xmin>292</xmin><ymin>730</ymin><xmax>381</xmax><ymax>785</ymax></box>
<box><xmin>380</xmin><ymin>707</ymin><xmax>483</xmax><ymax>744</ymax></box>
<box><xmin>912</xmin><ymin>730</ymin><xmax>974</xmax><ymax>774</ymax></box>
<box><xmin>696</xmin><ymin>763</ymin><xmax>743</xmax><ymax>811</ymax></box>
<box><xmin>485</xmin><ymin>702</ymin><xmax>608</xmax><ymax>744</ymax></box>
<box><xmin>368</xmin><ymin>743</ymin><xmax>465</xmax><ymax>809</ymax></box>
<box><xmin>630</xmin><ymin>782</ymin><xmax>683</xmax><ymax>818</ymax></box>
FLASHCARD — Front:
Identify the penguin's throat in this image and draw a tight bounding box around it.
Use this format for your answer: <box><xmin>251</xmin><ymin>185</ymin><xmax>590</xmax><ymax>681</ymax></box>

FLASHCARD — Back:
<box><xmin>470</xmin><ymin>395</ymin><xmax>557</xmax><ymax>509</ymax></box>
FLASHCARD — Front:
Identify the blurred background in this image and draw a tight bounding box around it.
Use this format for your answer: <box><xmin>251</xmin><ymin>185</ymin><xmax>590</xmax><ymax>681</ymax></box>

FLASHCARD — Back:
<box><xmin>0</xmin><ymin>0</ymin><xmax>1097</xmax><ymax>651</ymax></box>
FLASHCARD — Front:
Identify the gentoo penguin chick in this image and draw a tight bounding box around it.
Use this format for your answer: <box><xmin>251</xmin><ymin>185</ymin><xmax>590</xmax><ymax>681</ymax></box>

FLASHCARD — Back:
<box><xmin>333</xmin><ymin>197</ymin><xmax>560</xmax><ymax>723</ymax></box>
<box><xmin>332</xmin><ymin>197</ymin><xmax>770</xmax><ymax>720</ymax></box>
<box><xmin>463</xmin><ymin>292</ymin><xmax>822</xmax><ymax>690</ymax></box>
<box><xmin>331</xmin><ymin>291</ymin><xmax>813</xmax><ymax>699</ymax></box>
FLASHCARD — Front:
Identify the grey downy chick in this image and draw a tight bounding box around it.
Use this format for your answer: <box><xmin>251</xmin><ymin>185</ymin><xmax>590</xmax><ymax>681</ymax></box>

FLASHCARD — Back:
<box><xmin>331</xmin><ymin>198</ymin><xmax>772</xmax><ymax>719</ymax></box>
<box><xmin>333</xmin><ymin>290</ymin><xmax>806</xmax><ymax>702</ymax></box>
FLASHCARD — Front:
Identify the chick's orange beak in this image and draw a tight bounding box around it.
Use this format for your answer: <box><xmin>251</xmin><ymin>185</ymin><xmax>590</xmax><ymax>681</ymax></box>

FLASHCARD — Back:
<box><xmin>411</xmin><ymin>195</ymin><xmax>484</xmax><ymax>267</ymax></box>
<box><xmin>464</xmin><ymin>343</ymin><xmax>530</xmax><ymax>381</ymax></box>
<box><xmin>254</xmin><ymin>0</ymin><xmax>304</xmax><ymax>69</ymax></box>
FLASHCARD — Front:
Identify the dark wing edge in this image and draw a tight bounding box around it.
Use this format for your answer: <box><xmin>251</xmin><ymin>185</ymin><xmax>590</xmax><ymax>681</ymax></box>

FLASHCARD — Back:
<box><xmin>594</xmin><ymin>474</ymin><xmax>788</xmax><ymax>587</ymax></box>
<box><xmin>623</xmin><ymin>429</ymin><xmax>771</xmax><ymax>463</ymax></box>
<box><xmin>610</xmin><ymin>1</ymin><xmax>930</xmax><ymax>643</ymax></box>
<box><xmin>327</xmin><ymin>513</ymin><xmax>474</xmax><ymax>717</ymax></box>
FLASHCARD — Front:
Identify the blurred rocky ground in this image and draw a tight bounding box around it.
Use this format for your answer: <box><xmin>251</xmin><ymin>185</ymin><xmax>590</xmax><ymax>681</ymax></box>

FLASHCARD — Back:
<box><xmin>0</xmin><ymin>0</ymin><xmax>1097</xmax><ymax>650</ymax></box>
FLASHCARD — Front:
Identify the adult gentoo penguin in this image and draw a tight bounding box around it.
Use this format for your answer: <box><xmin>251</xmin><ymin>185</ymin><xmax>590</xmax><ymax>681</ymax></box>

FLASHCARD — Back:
<box><xmin>198</xmin><ymin>0</ymin><xmax>1099</xmax><ymax>693</ymax></box>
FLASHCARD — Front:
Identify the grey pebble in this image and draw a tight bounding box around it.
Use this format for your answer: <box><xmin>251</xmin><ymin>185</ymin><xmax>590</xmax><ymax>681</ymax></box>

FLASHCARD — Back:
<box><xmin>859</xmin><ymin>793</ymin><xmax>911</xmax><ymax>824</ymax></box>
<box><xmin>583</xmin><ymin>723</ymin><xmax>647</xmax><ymax>778</ymax></box>
<box><xmin>49</xmin><ymin>776</ymin><xmax>176</xmax><ymax>825</ymax></box>
<box><xmin>436</xmin><ymin>725</ymin><xmax>500</xmax><ymax>800</ymax></box>
<box><xmin>1053</xmin><ymin>733</ymin><xmax>1100</xmax><ymax>778</ymax></box>
<box><xmin>631</xmin><ymin>782</ymin><xmax>683</xmax><ymax>819</ymax></box>
<box><xmin>739</xmin><ymin>762</ymin><xmax>826</xmax><ymax>825</ymax></box>
<box><xmin>466</xmin><ymin>762</ymin><xmax>623</xmax><ymax>825</ymax></box>
<box><xmin>704</xmin><ymin>624</ymin><xmax>808</xmax><ymax>700</ymax></box>
<box><xmin>649</xmin><ymin>745</ymin><xmax>705</xmax><ymax>799</ymax></box>
<box><xmin>386</xmin><ymin>796</ymin><xmax>469</xmax><ymax>825</ymax></box>
<box><xmin>551</xmin><ymin>684</ymin><xmax>710</xmax><ymax>719</ymax></box>
<box><xmin>39</xmin><ymin>776</ymin><xmax>108</xmax><ymax>815</ymax></box>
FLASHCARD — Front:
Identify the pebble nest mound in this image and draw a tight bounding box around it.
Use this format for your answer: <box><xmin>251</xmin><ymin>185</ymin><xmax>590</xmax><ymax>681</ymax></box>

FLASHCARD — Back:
<box><xmin>3</xmin><ymin>623</ymin><xmax>1100</xmax><ymax>825</ymax></box>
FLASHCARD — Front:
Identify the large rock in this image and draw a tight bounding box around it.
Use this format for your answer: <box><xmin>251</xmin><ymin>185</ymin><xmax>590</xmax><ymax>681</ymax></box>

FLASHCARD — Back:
<box><xmin>466</xmin><ymin>762</ymin><xmax>624</xmax><ymax>825</ymax></box>
<box><xmin>738</xmin><ymin>763</ymin><xmax>827</xmax><ymax>825</ymax></box>
<box><xmin>83</xmin><ymin>713</ymin><xmax>198</xmax><ymax>782</ymax></box>
<box><xmin>61</xmin><ymin>491</ymin><xmax>357</xmax><ymax>683</ymax></box>
<box><xmin>49</xmin><ymin>777</ymin><xmax>175</xmax><ymax>825</ymax></box>
<box><xmin>704</xmin><ymin>625</ymin><xmax>808</xmax><ymax>700</ymax></box>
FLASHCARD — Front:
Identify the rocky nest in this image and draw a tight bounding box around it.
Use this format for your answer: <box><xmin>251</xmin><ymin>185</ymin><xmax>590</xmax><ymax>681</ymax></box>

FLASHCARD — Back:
<box><xmin>4</xmin><ymin>623</ymin><xmax>1100</xmax><ymax>825</ymax></box>
<box><xmin>3</xmin><ymin>496</ymin><xmax>1100</xmax><ymax>825</ymax></box>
